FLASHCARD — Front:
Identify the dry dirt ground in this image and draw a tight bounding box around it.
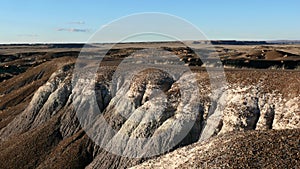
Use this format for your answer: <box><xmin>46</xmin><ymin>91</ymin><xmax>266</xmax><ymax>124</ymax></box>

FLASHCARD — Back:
<box><xmin>0</xmin><ymin>42</ymin><xmax>299</xmax><ymax>168</ymax></box>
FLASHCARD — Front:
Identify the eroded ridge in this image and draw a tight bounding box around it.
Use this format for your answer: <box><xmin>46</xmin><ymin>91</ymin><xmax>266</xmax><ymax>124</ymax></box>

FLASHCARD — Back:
<box><xmin>0</xmin><ymin>60</ymin><xmax>299</xmax><ymax>168</ymax></box>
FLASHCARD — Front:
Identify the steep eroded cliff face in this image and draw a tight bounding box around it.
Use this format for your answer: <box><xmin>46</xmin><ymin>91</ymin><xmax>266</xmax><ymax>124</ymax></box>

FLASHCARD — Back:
<box><xmin>0</xmin><ymin>59</ymin><xmax>299</xmax><ymax>168</ymax></box>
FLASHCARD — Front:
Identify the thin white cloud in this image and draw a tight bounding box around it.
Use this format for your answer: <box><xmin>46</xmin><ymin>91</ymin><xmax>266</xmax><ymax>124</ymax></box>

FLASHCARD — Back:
<box><xmin>101</xmin><ymin>24</ymin><xmax>108</xmax><ymax>28</ymax></box>
<box><xmin>56</xmin><ymin>28</ymin><xmax>91</xmax><ymax>33</ymax></box>
<box><xmin>68</xmin><ymin>21</ymin><xmax>85</xmax><ymax>25</ymax></box>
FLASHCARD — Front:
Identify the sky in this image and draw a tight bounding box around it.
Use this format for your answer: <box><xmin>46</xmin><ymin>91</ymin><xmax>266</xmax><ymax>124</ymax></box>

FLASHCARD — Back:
<box><xmin>1</xmin><ymin>0</ymin><xmax>300</xmax><ymax>43</ymax></box>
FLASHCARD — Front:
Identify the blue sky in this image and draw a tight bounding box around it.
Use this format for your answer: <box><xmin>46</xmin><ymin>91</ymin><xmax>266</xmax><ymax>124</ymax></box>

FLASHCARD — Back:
<box><xmin>1</xmin><ymin>0</ymin><xmax>300</xmax><ymax>43</ymax></box>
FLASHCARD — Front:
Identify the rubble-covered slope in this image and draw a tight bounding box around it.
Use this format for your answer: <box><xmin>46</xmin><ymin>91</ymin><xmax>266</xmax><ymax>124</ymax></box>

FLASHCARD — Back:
<box><xmin>132</xmin><ymin>129</ymin><xmax>300</xmax><ymax>169</ymax></box>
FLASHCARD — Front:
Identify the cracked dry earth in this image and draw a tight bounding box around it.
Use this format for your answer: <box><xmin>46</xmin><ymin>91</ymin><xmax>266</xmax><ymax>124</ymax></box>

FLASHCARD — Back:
<box><xmin>0</xmin><ymin>51</ymin><xmax>299</xmax><ymax>168</ymax></box>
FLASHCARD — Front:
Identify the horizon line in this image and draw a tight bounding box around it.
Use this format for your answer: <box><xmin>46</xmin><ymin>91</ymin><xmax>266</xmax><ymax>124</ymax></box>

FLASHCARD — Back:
<box><xmin>1</xmin><ymin>39</ymin><xmax>300</xmax><ymax>45</ymax></box>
